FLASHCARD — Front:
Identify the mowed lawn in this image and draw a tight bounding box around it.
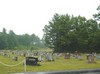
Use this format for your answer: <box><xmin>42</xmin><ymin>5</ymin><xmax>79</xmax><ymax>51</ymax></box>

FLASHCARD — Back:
<box><xmin>0</xmin><ymin>54</ymin><xmax>100</xmax><ymax>74</ymax></box>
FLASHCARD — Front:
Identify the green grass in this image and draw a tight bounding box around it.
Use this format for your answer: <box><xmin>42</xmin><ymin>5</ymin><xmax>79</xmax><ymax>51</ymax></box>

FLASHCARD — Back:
<box><xmin>0</xmin><ymin>54</ymin><xmax>100</xmax><ymax>74</ymax></box>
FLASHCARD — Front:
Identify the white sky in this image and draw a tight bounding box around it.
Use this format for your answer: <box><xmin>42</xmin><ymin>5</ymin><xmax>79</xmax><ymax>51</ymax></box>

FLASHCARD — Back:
<box><xmin>0</xmin><ymin>0</ymin><xmax>100</xmax><ymax>39</ymax></box>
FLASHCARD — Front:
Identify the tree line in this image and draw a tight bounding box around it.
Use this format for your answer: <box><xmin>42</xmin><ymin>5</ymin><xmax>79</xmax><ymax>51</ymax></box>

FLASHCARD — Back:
<box><xmin>0</xmin><ymin>28</ymin><xmax>45</xmax><ymax>50</ymax></box>
<box><xmin>43</xmin><ymin>5</ymin><xmax>100</xmax><ymax>53</ymax></box>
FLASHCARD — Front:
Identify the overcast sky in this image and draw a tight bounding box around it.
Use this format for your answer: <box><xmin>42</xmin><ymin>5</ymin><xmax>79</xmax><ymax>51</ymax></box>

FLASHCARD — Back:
<box><xmin>0</xmin><ymin>0</ymin><xmax>99</xmax><ymax>39</ymax></box>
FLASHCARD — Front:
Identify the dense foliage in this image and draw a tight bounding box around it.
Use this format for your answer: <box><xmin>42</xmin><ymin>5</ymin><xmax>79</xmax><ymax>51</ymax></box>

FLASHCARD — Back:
<box><xmin>0</xmin><ymin>28</ymin><xmax>45</xmax><ymax>50</ymax></box>
<box><xmin>43</xmin><ymin>6</ymin><xmax>100</xmax><ymax>53</ymax></box>
<box><xmin>93</xmin><ymin>5</ymin><xmax>100</xmax><ymax>21</ymax></box>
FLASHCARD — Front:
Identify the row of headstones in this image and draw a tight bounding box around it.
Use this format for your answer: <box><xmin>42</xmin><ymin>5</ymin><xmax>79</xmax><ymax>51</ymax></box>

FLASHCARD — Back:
<box><xmin>0</xmin><ymin>50</ymin><xmax>24</xmax><ymax>61</ymax></box>
<box><xmin>16</xmin><ymin>52</ymin><xmax>100</xmax><ymax>63</ymax></box>
<box><xmin>64</xmin><ymin>52</ymin><xmax>100</xmax><ymax>63</ymax></box>
<box><xmin>0</xmin><ymin>50</ymin><xmax>35</xmax><ymax>57</ymax></box>
<box><xmin>26</xmin><ymin>52</ymin><xmax>100</xmax><ymax>63</ymax></box>
<box><xmin>0</xmin><ymin>50</ymin><xmax>100</xmax><ymax>63</ymax></box>
<box><xmin>0</xmin><ymin>50</ymin><xmax>54</xmax><ymax>61</ymax></box>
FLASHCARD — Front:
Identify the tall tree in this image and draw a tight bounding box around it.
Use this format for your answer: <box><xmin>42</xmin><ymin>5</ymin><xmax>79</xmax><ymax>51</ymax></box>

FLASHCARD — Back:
<box><xmin>0</xmin><ymin>28</ymin><xmax>8</xmax><ymax>49</ymax></box>
<box><xmin>93</xmin><ymin>5</ymin><xmax>100</xmax><ymax>21</ymax></box>
<box><xmin>3</xmin><ymin>28</ymin><xmax>7</xmax><ymax>34</ymax></box>
<box><xmin>7</xmin><ymin>30</ymin><xmax>18</xmax><ymax>49</ymax></box>
<box><xmin>0</xmin><ymin>32</ymin><xmax>8</xmax><ymax>49</ymax></box>
<box><xmin>43</xmin><ymin>13</ymin><xmax>99</xmax><ymax>53</ymax></box>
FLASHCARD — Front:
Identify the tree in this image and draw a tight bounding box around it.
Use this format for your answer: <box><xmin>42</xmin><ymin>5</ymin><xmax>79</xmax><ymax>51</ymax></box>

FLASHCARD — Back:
<box><xmin>43</xmin><ymin>14</ymin><xmax>76</xmax><ymax>52</ymax></box>
<box><xmin>0</xmin><ymin>28</ymin><xmax>45</xmax><ymax>50</ymax></box>
<box><xmin>3</xmin><ymin>28</ymin><xmax>7</xmax><ymax>34</ymax></box>
<box><xmin>93</xmin><ymin>5</ymin><xmax>100</xmax><ymax>21</ymax></box>
<box><xmin>43</xmin><ymin>13</ymin><xmax>99</xmax><ymax>53</ymax></box>
<box><xmin>0</xmin><ymin>28</ymin><xmax>8</xmax><ymax>50</ymax></box>
<box><xmin>0</xmin><ymin>32</ymin><xmax>8</xmax><ymax>49</ymax></box>
<box><xmin>7</xmin><ymin>30</ymin><xmax>18</xmax><ymax>49</ymax></box>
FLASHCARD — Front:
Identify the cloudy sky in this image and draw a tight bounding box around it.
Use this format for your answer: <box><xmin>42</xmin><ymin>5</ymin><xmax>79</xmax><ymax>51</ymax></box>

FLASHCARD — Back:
<box><xmin>0</xmin><ymin>0</ymin><xmax>99</xmax><ymax>39</ymax></box>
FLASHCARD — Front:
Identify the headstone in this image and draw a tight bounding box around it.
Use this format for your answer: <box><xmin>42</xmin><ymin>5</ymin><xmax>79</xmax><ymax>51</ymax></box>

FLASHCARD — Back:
<box><xmin>87</xmin><ymin>54</ymin><xmax>96</xmax><ymax>63</ymax></box>
<box><xmin>46</xmin><ymin>52</ymin><xmax>54</xmax><ymax>61</ymax></box>
<box><xmin>27</xmin><ymin>52</ymin><xmax>30</xmax><ymax>56</ymax></box>
<box><xmin>31</xmin><ymin>54</ymin><xmax>34</xmax><ymax>57</ymax></box>
<box><xmin>23</xmin><ymin>53</ymin><xmax>26</xmax><ymax>57</ymax></box>
<box><xmin>38</xmin><ymin>55</ymin><xmax>42</xmax><ymax>62</ymax></box>
<box><xmin>4</xmin><ymin>53</ymin><xmax>7</xmax><ymax>56</ymax></box>
<box><xmin>55</xmin><ymin>53</ymin><xmax>59</xmax><ymax>59</ymax></box>
<box><xmin>64</xmin><ymin>53</ymin><xmax>70</xmax><ymax>59</ymax></box>
<box><xmin>96</xmin><ymin>54</ymin><xmax>100</xmax><ymax>60</ymax></box>
<box><xmin>34</xmin><ymin>51</ymin><xmax>38</xmax><ymax>56</ymax></box>
<box><xmin>92</xmin><ymin>52</ymin><xmax>97</xmax><ymax>57</ymax></box>
<box><xmin>74</xmin><ymin>51</ymin><xmax>78</xmax><ymax>59</ymax></box>
<box><xmin>26</xmin><ymin>57</ymin><xmax>38</xmax><ymax>65</ymax></box>
<box><xmin>13</xmin><ymin>56</ymin><xmax>18</xmax><ymax>61</ymax></box>
<box><xmin>58</xmin><ymin>53</ymin><xmax>62</xmax><ymax>57</ymax></box>
<box><xmin>38</xmin><ymin>53</ymin><xmax>44</xmax><ymax>62</ymax></box>
<box><xmin>0</xmin><ymin>51</ymin><xmax>3</xmax><ymax>55</ymax></box>
<box><xmin>51</xmin><ymin>53</ymin><xmax>55</xmax><ymax>61</ymax></box>
<box><xmin>46</xmin><ymin>52</ymin><xmax>51</xmax><ymax>61</ymax></box>
<box><xmin>77</xmin><ymin>53</ymin><xmax>83</xmax><ymax>60</ymax></box>
<box><xmin>7</xmin><ymin>54</ymin><xmax>10</xmax><ymax>58</ymax></box>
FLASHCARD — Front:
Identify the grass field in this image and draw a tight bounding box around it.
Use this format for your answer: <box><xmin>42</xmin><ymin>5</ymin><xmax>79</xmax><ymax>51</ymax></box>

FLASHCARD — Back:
<box><xmin>0</xmin><ymin>52</ymin><xmax>100</xmax><ymax>74</ymax></box>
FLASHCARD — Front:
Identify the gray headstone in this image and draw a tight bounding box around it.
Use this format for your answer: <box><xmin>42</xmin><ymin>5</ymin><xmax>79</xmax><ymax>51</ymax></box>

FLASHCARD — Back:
<box><xmin>96</xmin><ymin>54</ymin><xmax>100</xmax><ymax>60</ymax></box>
<box><xmin>77</xmin><ymin>54</ymin><xmax>83</xmax><ymax>60</ymax></box>
<box><xmin>64</xmin><ymin>53</ymin><xmax>70</xmax><ymax>59</ymax></box>
<box><xmin>87</xmin><ymin>54</ymin><xmax>96</xmax><ymax>63</ymax></box>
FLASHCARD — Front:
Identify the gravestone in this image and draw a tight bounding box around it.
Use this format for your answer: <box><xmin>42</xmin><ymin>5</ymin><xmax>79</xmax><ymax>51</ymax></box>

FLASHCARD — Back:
<box><xmin>0</xmin><ymin>51</ymin><xmax>3</xmax><ymax>55</ymax></box>
<box><xmin>51</xmin><ymin>53</ymin><xmax>55</xmax><ymax>61</ymax></box>
<box><xmin>58</xmin><ymin>53</ymin><xmax>62</xmax><ymax>57</ymax></box>
<box><xmin>87</xmin><ymin>54</ymin><xmax>96</xmax><ymax>63</ymax></box>
<box><xmin>26</xmin><ymin>57</ymin><xmax>38</xmax><ymax>65</ymax></box>
<box><xmin>64</xmin><ymin>53</ymin><xmax>70</xmax><ymax>59</ymax></box>
<box><xmin>46</xmin><ymin>52</ymin><xmax>54</xmax><ymax>61</ymax></box>
<box><xmin>13</xmin><ymin>56</ymin><xmax>18</xmax><ymax>61</ymax></box>
<box><xmin>31</xmin><ymin>54</ymin><xmax>34</xmax><ymax>57</ymax></box>
<box><xmin>46</xmin><ymin>52</ymin><xmax>51</xmax><ymax>61</ymax></box>
<box><xmin>34</xmin><ymin>51</ymin><xmax>38</xmax><ymax>56</ymax></box>
<box><xmin>23</xmin><ymin>53</ymin><xmax>26</xmax><ymax>57</ymax></box>
<box><xmin>55</xmin><ymin>53</ymin><xmax>59</xmax><ymax>59</ymax></box>
<box><xmin>4</xmin><ymin>53</ymin><xmax>7</xmax><ymax>56</ymax></box>
<box><xmin>6</xmin><ymin>54</ymin><xmax>10</xmax><ymax>58</ymax></box>
<box><xmin>74</xmin><ymin>51</ymin><xmax>79</xmax><ymax>59</ymax></box>
<box><xmin>92</xmin><ymin>52</ymin><xmax>97</xmax><ymax>58</ymax></box>
<box><xmin>27</xmin><ymin>52</ymin><xmax>30</xmax><ymax>57</ymax></box>
<box><xmin>38</xmin><ymin>53</ymin><xmax>44</xmax><ymax>62</ymax></box>
<box><xmin>77</xmin><ymin>54</ymin><xmax>83</xmax><ymax>60</ymax></box>
<box><xmin>96</xmin><ymin>54</ymin><xmax>100</xmax><ymax>60</ymax></box>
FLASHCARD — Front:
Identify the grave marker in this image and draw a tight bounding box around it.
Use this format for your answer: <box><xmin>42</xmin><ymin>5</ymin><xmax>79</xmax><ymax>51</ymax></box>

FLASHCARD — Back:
<box><xmin>64</xmin><ymin>53</ymin><xmax>70</xmax><ymax>59</ymax></box>
<box><xmin>87</xmin><ymin>54</ymin><xmax>96</xmax><ymax>63</ymax></box>
<box><xmin>13</xmin><ymin>56</ymin><xmax>18</xmax><ymax>61</ymax></box>
<box><xmin>96</xmin><ymin>54</ymin><xmax>100</xmax><ymax>60</ymax></box>
<box><xmin>26</xmin><ymin>57</ymin><xmax>39</xmax><ymax>65</ymax></box>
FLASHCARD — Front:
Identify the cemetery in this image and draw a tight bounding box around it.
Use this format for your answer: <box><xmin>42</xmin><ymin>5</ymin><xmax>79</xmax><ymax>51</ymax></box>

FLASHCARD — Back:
<box><xmin>0</xmin><ymin>50</ymin><xmax>100</xmax><ymax>74</ymax></box>
<box><xmin>0</xmin><ymin>2</ymin><xmax>100</xmax><ymax>74</ymax></box>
